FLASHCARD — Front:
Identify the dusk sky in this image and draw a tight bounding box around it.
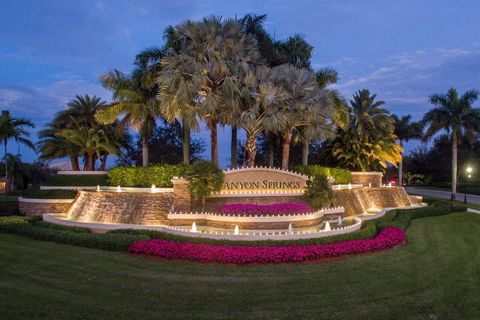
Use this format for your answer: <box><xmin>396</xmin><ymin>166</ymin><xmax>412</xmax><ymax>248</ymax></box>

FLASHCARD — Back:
<box><xmin>1</xmin><ymin>0</ymin><xmax>480</xmax><ymax>168</ymax></box>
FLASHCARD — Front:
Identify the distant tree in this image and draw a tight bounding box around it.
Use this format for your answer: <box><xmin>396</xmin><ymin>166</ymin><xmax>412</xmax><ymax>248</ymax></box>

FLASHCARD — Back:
<box><xmin>421</xmin><ymin>88</ymin><xmax>480</xmax><ymax>200</ymax></box>
<box><xmin>0</xmin><ymin>110</ymin><xmax>34</xmax><ymax>190</ymax></box>
<box><xmin>116</xmin><ymin>121</ymin><xmax>205</xmax><ymax>166</ymax></box>
<box><xmin>392</xmin><ymin>114</ymin><xmax>423</xmax><ymax>185</ymax></box>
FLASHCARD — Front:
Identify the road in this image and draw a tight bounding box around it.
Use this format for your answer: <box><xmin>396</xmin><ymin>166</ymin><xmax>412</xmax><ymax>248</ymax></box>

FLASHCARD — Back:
<box><xmin>406</xmin><ymin>187</ymin><xmax>480</xmax><ymax>205</ymax></box>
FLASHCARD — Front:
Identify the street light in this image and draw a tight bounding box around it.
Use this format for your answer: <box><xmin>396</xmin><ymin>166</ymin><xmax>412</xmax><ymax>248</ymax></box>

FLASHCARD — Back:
<box><xmin>464</xmin><ymin>166</ymin><xmax>473</xmax><ymax>204</ymax></box>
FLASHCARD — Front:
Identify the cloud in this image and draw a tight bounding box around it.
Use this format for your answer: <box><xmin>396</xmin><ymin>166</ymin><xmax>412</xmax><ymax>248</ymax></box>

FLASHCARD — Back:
<box><xmin>332</xmin><ymin>46</ymin><xmax>480</xmax><ymax>118</ymax></box>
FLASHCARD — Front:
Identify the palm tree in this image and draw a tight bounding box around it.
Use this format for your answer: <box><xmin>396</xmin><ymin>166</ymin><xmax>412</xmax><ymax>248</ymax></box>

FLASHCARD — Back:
<box><xmin>0</xmin><ymin>110</ymin><xmax>34</xmax><ymax>188</ymax></box>
<box><xmin>326</xmin><ymin>90</ymin><xmax>402</xmax><ymax>171</ymax></box>
<box><xmin>158</xmin><ymin>17</ymin><xmax>259</xmax><ymax>166</ymax></box>
<box><xmin>37</xmin><ymin>95</ymin><xmax>107</xmax><ymax>170</ymax></box>
<box><xmin>392</xmin><ymin>114</ymin><xmax>423</xmax><ymax>185</ymax></box>
<box><xmin>37</xmin><ymin>127</ymin><xmax>82</xmax><ymax>170</ymax></box>
<box><xmin>267</xmin><ymin>64</ymin><xmax>334</xmax><ymax>170</ymax></box>
<box><xmin>238</xmin><ymin>65</ymin><xmax>286</xmax><ymax>167</ymax></box>
<box><xmin>422</xmin><ymin>88</ymin><xmax>480</xmax><ymax>200</ymax></box>
<box><xmin>59</xmin><ymin>119</ymin><xmax>120</xmax><ymax>171</ymax></box>
<box><xmin>96</xmin><ymin>68</ymin><xmax>159</xmax><ymax>167</ymax></box>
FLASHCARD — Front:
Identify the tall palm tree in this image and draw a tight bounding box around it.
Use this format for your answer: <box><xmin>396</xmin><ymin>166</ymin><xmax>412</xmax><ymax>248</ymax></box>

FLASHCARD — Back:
<box><xmin>422</xmin><ymin>88</ymin><xmax>480</xmax><ymax>200</ymax></box>
<box><xmin>157</xmin><ymin>16</ymin><xmax>260</xmax><ymax>166</ymax></box>
<box><xmin>238</xmin><ymin>65</ymin><xmax>286</xmax><ymax>167</ymax></box>
<box><xmin>96</xmin><ymin>67</ymin><xmax>159</xmax><ymax>167</ymax></box>
<box><xmin>267</xmin><ymin>64</ymin><xmax>334</xmax><ymax>170</ymax></box>
<box><xmin>0</xmin><ymin>110</ymin><xmax>34</xmax><ymax>188</ymax></box>
<box><xmin>392</xmin><ymin>114</ymin><xmax>423</xmax><ymax>185</ymax></box>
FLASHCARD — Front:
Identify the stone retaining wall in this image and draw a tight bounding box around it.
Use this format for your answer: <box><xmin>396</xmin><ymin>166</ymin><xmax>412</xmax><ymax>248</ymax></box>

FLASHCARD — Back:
<box><xmin>67</xmin><ymin>191</ymin><xmax>173</xmax><ymax>225</ymax></box>
<box><xmin>333</xmin><ymin>187</ymin><xmax>411</xmax><ymax>216</ymax></box>
<box><xmin>351</xmin><ymin>172</ymin><xmax>383</xmax><ymax>187</ymax></box>
<box><xmin>18</xmin><ymin>198</ymin><xmax>74</xmax><ymax>217</ymax></box>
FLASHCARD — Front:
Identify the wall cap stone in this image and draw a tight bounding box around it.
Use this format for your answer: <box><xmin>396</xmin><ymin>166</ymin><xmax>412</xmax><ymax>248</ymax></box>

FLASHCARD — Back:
<box><xmin>18</xmin><ymin>197</ymin><xmax>74</xmax><ymax>204</ymax></box>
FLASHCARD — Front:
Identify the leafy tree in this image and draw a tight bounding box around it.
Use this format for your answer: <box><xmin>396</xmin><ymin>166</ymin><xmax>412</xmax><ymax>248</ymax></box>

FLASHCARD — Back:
<box><xmin>185</xmin><ymin>160</ymin><xmax>224</xmax><ymax>211</ymax></box>
<box><xmin>0</xmin><ymin>110</ymin><xmax>34</xmax><ymax>190</ymax></box>
<box><xmin>37</xmin><ymin>127</ymin><xmax>81</xmax><ymax>170</ymax></box>
<box><xmin>392</xmin><ymin>114</ymin><xmax>423</xmax><ymax>185</ymax></box>
<box><xmin>421</xmin><ymin>88</ymin><xmax>480</xmax><ymax>200</ymax></box>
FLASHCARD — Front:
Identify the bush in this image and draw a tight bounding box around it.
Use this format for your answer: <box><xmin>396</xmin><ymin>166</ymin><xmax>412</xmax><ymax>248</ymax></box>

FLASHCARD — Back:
<box><xmin>22</xmin><ymin>189</ymin><xmax>78</xmax><ymax>199</ymax></box>
<box><xmin>108</xmin><ymin>221</ymin><xmax>377</xmax><ymax>247</ymax></box>
<box><xmin>45</xmin><ymin>174</ymin><xmax>107</xmax><ymax>186</ymax></box>
<box><xmin>0</xmin><ymin>216</ymin><xmax>148</xmax><ymax>251</ymax></box>
<box><xmin>293</xmin><ymin>165</ymin><xmax>351</xmax><ymax>184</ymax></box>
<box><xmin>107</xmin><ymin>165</ymin><xmax>187</xmax><ymax>187</ymax></box>
<box><xmin>302</xmin><ymin>175</ymin><xmax>333</xmax><ymax>209</ymax></box>
<box><xmin>185</xmin><ymin>161</ymin><xmax>224</xmax><ymax>210</ymax></box>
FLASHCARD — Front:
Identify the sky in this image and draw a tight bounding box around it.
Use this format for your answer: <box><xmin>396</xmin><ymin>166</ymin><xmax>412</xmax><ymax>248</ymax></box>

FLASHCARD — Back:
<box><xmin>1</xmin><ymin>0</ymin><xmax>480</xmax><ymax>168</ymax></box>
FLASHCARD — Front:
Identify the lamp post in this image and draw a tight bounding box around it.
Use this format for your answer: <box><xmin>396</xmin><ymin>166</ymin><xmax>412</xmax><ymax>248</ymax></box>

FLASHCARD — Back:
<box><xmin>464</xmin><ymin>166</ymin><xmax>473</xmax><ymax>204</ymax></box>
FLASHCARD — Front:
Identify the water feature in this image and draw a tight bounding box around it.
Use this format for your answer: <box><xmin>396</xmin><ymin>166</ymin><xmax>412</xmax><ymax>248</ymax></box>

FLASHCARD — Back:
<box><xmin>288</xmin><ymin>223</ymin><xmax>293</xmax><ymax>235</ymax></box>
<box><xmin>324</xmin><ymin>221</ymin><xmax>331</xmax><ymax>231</ymax></box>
<box><xmin>338</xmin><ymin>216</ymin><xmax>343</xmax><ymax>226</ymax></box>
<box><xmin>191</xmin><ymin>222</ymin><xmax>197</xmax><ymax>232</ymax></box>
<box><xmin>234</xmin><ymin>225</ymin><xmax>239</xmax><ymax>235</ymax></box>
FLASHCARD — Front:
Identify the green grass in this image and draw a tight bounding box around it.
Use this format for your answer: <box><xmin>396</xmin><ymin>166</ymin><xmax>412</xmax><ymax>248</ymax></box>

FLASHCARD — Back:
<box><xmin>0</xmin><ymin>194</ymin><xmax>18</xmax><ymax>202</ymax></box>
<box><xmin>1</xmin><ymin>212</ymin><xmax>480</xmax><ymax>319</ymax></box>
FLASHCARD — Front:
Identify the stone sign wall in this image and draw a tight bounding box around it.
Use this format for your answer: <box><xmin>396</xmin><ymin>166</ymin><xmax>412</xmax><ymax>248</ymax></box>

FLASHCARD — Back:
<box><xmin>220</xmin><ymin>167</ymin><xmax>309</xmax><ymax>193</ymax></box>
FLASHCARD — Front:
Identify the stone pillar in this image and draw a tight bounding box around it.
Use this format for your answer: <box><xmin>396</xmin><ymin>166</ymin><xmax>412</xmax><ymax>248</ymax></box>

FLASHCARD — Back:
<box><xmin>351</xmin><ymin>172</ymin><xmax>383</xmax><ymax>187</ymax></box>
<box><xmin>171</xmin><ymin>177</ymin><xmax>191</xmax><ymax>212</ymax></box>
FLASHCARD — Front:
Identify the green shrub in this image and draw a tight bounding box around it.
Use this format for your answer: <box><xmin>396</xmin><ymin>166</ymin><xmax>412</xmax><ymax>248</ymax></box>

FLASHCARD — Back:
<box><xmin>45</xmin><ymin>174</ymin><xmax>107</xmax><ymax>186</ymax></box>
<box><xmin>22</xmin><ymin>189</ymin><xmax>78</xmax><ymax>199</ymax></box>
<box><xmin>303</xmin><ymin>175</ymin><xmax>333</xmax><ymax>209</ymax></box>
<box><xmin>185</xmin><ymin>161</ymin><xmax>224</xmax><ymax>211</ymax></box>
<box><xmin>107</xmin><ymin>165</ymin><xmax>187</xmax><ymax>187</ymax></box>
<box><xmin>0</xmin><ymin>216</ymin><xmax>148</xmax><ymax>251</ymax></box>
<box><xmin>108</xmin><ymin>221</ymin><xmax>377</xmax><ymax>247</ymax></box>
<box><xmin>293</xmin><ymin>165</ymin><xmax>352</xmax><ymax>184</ymax></box>
<box><xmin>30</xmin><ymin>219</ymin><xmax>91</xmax><ymax>233</ymax></box>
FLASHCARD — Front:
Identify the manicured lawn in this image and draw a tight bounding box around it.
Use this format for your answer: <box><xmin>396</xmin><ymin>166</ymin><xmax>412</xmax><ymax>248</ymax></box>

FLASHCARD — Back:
<box><xmin>0</xmin><ymin>194</ymin><xmax>18</xmax><ymax>202</ymax></box>
<box><xmin>1</xmin><ymin>213</ymin><xmax>480</xmax><ymax>319</ymax></box>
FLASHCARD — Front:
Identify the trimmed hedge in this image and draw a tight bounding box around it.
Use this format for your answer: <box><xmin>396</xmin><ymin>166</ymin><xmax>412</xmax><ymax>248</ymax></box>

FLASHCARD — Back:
<box><xmin>0</xmin><ymin>216</ymin><xmax>148</xmax><ymax>251</ymax></box>
<box><xmin>46</xmin><ymin>174</ymin><xmax>107</xmax><ymax>186</ymax></box>
<box><xmin>107</xmin><ymin>165</ymin><xmax>187</xmax><ymax>187</ymax></box>
<box><xmin>108</xmin><ymin>221</ymin><xmax>377</xmax><ymax>247</ymax></box>
<box><xmin>293</xmin><ymin>165</ymin><xmax>351</xmax><ymax>184</ymax></box>
<box><xmin>22</xmin><ymin>189</ymin><xmax>78</xmax><ymax>199</ymax></box>
<box><xmin>376</xmin><ymin>200</ymin><xmax>466</xmax><ymax>230</ymax></box>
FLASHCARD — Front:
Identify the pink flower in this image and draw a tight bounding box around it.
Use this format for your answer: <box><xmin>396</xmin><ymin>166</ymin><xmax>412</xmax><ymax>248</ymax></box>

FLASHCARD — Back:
<box><xmin>218</xmin><ymin>203</ymin><xmax>311</xmax><ymax>216</ymax></box>
<box><xmin>128</xmin><ymin>227</ymin><xmax>406</xmax><ymax>264</ymax></box>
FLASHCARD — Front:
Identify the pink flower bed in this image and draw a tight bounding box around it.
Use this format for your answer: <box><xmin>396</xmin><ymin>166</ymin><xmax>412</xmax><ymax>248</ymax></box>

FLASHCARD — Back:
<box><xmin>218</xmin><ymin>202</ymin><xmax>311</xmax><ymax>216</ymax></box>
<box><xmin>128</xmin><ymin>227</ymin><xmax>406</xmax><ymax>264</ymax></box>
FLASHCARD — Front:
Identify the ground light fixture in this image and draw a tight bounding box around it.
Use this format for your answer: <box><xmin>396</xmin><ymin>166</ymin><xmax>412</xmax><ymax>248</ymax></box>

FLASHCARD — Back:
<box><xmin>465</xmin><ymin>166</ymin><xmax>473</xmax><ymax>204</ymax></box>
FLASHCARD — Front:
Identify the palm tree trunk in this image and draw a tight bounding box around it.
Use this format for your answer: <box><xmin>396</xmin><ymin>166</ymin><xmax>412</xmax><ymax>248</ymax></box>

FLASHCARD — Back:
<box><xmin>4</xmin><ymin>139</ymin><xmax>7</xmax><ymax>192</ymax></box>
<box><xmin>245</xmin><ymin>131</ymin><xmax>257</xmax><ymax>167</ymax></box>
<box><xmin>268</xmin><ymin>135</ymin><xmax>274</xmax><ymax>168</ymax></box>
<box><xmin>281</xmin><ymin>131</ymin><xmax>292</xmax><ymax>170</ymax></box>
<box><xmin>302</xmin><ymin>142</ymin><xmax>309</xmax><ymax>166</ymax></box>
<box><xmin>209</xmin><ymin>119</ymin><xmax>218</xmax><ymax>166</ymax></box>
<box><xmin>100</xmin><ymin>154</ymin><xmax>108</xmax><ymax>171</ymax></box>
<box><xmin>182</xmin><ymin>123</ymin><xmax>190</xmax><ymax>165</ymax></box>
<box><xmin>230</xmin><ymin>126</ymin><xmax>237</xmax><ymax>169</ymax></box>
<box><xmin>70</xmin><ymin>155</ymin><xmax>80</xmax><ymax>171</ymax></box>
<box><xmin>141</xmin><ymin>135</ymin><xmax>149</xmax><ymax>167</ymax></box>
<box><xmin>87</xmin><ymin>151</ymin><xmax>95</xmax><ymax>171</ymax></box>
<box><xmin>451</xmin><ymin>130</ymin><xmax>458</xmax><ymax>200</ymax></box>
<box><xmin>398</xmin><ymin>139</ymin><xmax>403</xmax><ymax>186</ymax></box>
